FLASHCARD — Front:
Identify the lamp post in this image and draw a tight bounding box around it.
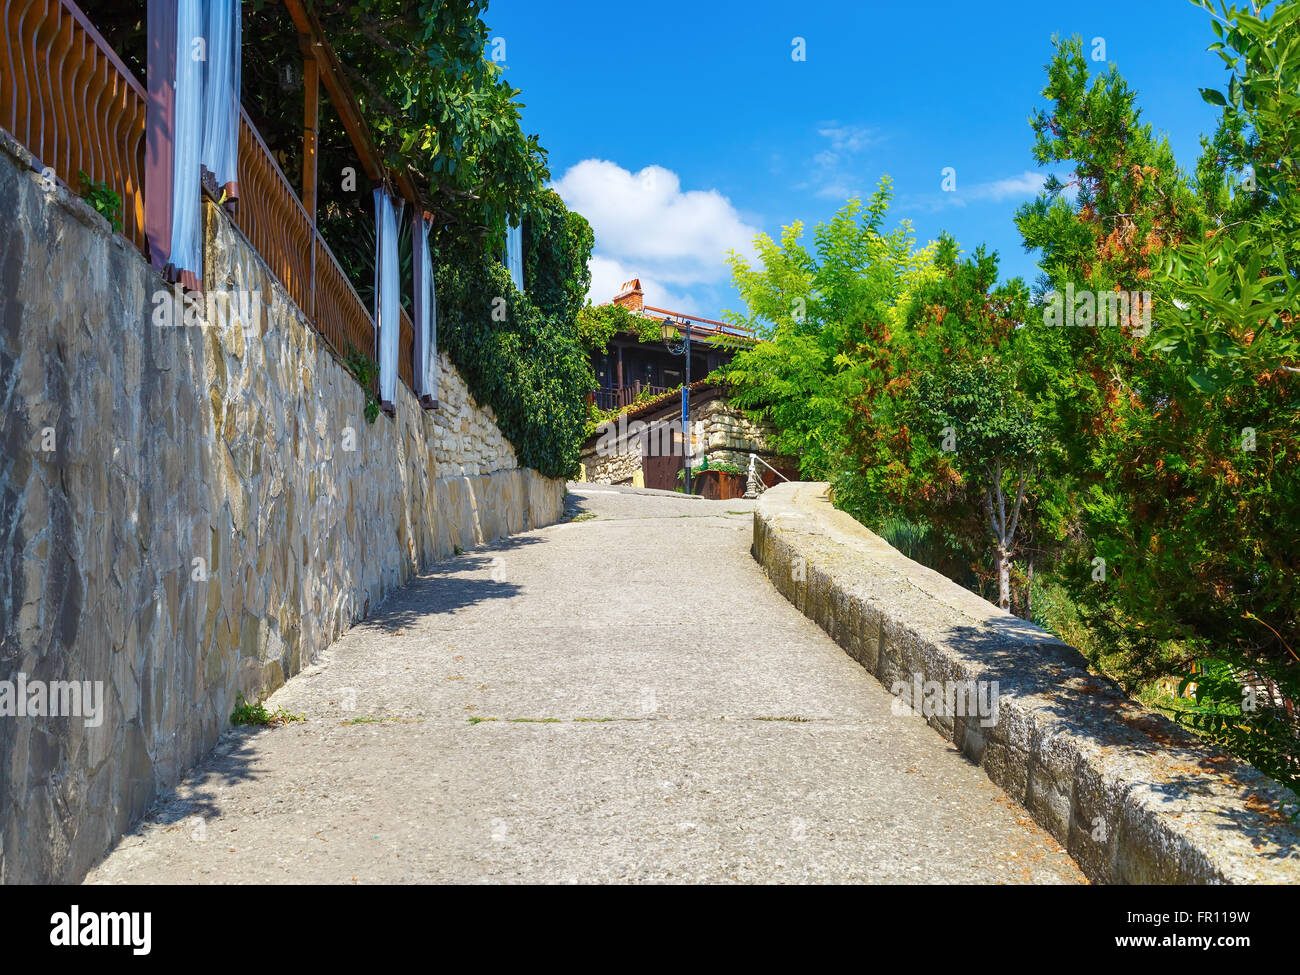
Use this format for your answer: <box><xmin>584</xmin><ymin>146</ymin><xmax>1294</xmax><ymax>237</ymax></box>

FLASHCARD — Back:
<box><xmin>661</xmin><ymin>317</ymin><xmax>693</xmax><ymax>494</ymax></box>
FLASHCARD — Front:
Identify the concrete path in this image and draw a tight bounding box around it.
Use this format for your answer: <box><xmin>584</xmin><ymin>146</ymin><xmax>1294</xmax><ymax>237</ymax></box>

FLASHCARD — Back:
<box><xmin>87</xmin><ymin>484</ymin><xmax>1083</xmax><ymax>884</ymax></box>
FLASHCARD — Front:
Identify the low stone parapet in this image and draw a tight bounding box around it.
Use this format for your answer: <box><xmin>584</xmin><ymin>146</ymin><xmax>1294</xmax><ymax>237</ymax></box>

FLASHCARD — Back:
<box><xmin>753</xmin><ymin>482</ymin><xmax>1300</xmax><ymax>884</ymax></box>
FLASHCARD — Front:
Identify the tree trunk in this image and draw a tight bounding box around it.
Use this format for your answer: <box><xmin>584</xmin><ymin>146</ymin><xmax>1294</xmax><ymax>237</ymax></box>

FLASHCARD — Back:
<box><xmin>996</xmin><ymin>543</ymin><xmax>1011</xmax><ymax>611</ymax></box>
<box><xmin>1026</xmin><ymin>554</ymin><xmax>1035</xmax><ymax>620</ymax></box>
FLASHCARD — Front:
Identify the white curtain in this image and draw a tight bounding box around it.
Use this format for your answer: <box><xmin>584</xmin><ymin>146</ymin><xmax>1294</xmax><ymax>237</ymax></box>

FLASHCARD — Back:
<box><xmin>414</xmin><ymin>212</ymin><xmax>438</xmax><ymax>408</ymax></box>
<box><xmin>200</xmin><ymin>0</ymin><xmax>241</xmax><ymax>204</ymax></box>
<box><xmin>373</xmin><ymin>188</ymin><xmax>403</xmax><ymax>411</ymax></box>
<box><xmin>169</xmin><ymin>0</ymin><xmax>204</xmax><ymax>288</ymax></box>
<box><xmin>505</xmin><ymin>219</ymin><xmax>524</xmax><ymax>292</ymax></box>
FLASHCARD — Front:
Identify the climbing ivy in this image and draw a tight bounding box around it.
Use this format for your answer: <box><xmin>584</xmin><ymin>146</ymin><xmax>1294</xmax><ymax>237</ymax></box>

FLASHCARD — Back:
<box><xmin>435</xmin><ymin>257</ymin><xmax>590</xmax><ymax>480</ymax></box>
<box><xmin>524</xmin><ymin>188</ymin><xmax>593</xmax><ymax>326</ymax></box>
<box><xmin>343</xmin><ymin>348</ymin><xmax>382</xmax><ymax>424</ymax></box>
<box><xmin>575</xmin><ymin>301</ymin><xmax>663</xmax><ymax>356</ymax></box>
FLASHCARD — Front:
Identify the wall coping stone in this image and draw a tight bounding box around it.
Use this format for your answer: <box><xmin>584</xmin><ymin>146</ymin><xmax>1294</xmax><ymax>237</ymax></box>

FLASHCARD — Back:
<box><xmin>753</xmin><ymin>481</ymin><xmax>1300</xmax><ymax>884</ymax></box>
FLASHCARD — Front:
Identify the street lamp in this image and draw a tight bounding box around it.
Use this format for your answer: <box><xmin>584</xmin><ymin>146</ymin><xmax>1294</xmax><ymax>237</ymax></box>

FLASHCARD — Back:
<box><xmin>661</xmin><ymin>317</ymin><xmax>694</xmax><ymax>494</ymax></box>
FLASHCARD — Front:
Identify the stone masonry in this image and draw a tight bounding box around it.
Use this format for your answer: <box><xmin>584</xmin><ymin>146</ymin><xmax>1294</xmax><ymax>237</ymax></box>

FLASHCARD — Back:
<box><xmin>430</xmin><ymin>350</ymin><xmax>515</xmax><ymax>477</ymax></box>
<box><xmin>695</xmin><ymin>397</ymin><xmax>787</xmax><ymax>471</ymax></box>
<box><xmin>579</xmin><ymin>388</ymin><xmax>791</xmax><ymax>486</ymax></box>
<box><xmin>580</xmin><ymin>435</ymin><xmax>643</xmax><ymax>486</ymax></box>
<box><xmin>0</xmin><ymin>129</ymin><xmax>564</xmax><ymax>883</ymax></box>
<box><xmin>753</xmin><ymin>482</ymin><xmax>1300</xmax><ymax>883</ymax></box>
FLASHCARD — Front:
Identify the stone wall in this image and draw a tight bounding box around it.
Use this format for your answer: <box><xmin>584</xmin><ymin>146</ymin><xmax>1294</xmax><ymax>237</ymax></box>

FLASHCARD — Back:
<box><xmin>578</xmin><ymin>392</ymin><xmax>790</xmax><ymax>486</ymax></box>
<box><xmin>696</xmin><ymin>397</ymin><xmax>785</xmax><ymax>470</ymax></box>
<box><xmin>753</xmin><ymin>482</ymin><xmax>1300</xmax><ymax>884</ymax></box>
<box><xmin>0</xmin><ymin>129</ymin><xmax>565</xmax><ymax>883</ymax></box>
<box><xmin>579</xmin><ymin>436</ymin><xmax>643</xmax><ymax>486</ymax></box>
<box><xmin>430</xmin><ymin>350</ymin><xmax>516</xmax><ymax>476</ymax></box>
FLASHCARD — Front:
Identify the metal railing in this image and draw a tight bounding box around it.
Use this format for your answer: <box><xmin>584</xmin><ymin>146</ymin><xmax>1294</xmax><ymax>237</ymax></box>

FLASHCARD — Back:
<box><xmin>644</xmin><ymin>306</ymin><xmax>755</xmax><ymax>340</ymax></box>
<box><xmin>744</xmin><ymin>452</ymin><xmax>791</xmax><ymax>497</ymax></box>
<box><xmin>749</xmin><ymin>452</ymin><xmax>790</xmax><ymax>482</ymax></box>
<box><xmin>1</xmin><ymin>0</ymin><xmax>147</xmax><ymax>252</ymax></box>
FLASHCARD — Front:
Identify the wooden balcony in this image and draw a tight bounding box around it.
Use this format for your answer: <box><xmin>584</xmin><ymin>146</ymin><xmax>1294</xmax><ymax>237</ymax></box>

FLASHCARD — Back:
<box><xmin>2</xmin><ymin>0</ymin><xmax>419</xmax><ymax>395</ymax></box>
<box><xmin>1</xmin><ymin>0</ymin><xmax>147</xmax><ymax>252</ymax></box>
<box><xmin>589</xmin><ymin>383</ymin><xmax>673</xmax><ymax>412</ymax></box>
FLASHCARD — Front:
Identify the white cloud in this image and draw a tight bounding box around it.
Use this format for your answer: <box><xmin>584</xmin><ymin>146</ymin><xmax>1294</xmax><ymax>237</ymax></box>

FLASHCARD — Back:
<box><xmin>551</xmin><ymin>159</ymin><xmax>760</xmax><ymax>309</ymax></box>
<box><xmin>968</xmin><ymin>171</ymin><xmax>1047</xmax><ymax>201</ymax></box>
<box><xmin>817</xmin><ymin>124</ymin><xmax>876</xmax><ymax>155</ymax></box>
<box><xmin>798</xmin><ymin>122</ymin><xmax>880</xmax><ymax>199</ymax></box>
<box><xmin>899</xmin><ymin>170</ymin><xmax>1049</xmax><ymax>212</ymax></box>
<box><xmin>811</xmin><ymin>180</ymin><xmax>858</xmax><ymax>201</ymax></box>
<box><xmin>586</xmin><ymin>256</ymin><xmax>693</xmax><ymax>314</ymax></box>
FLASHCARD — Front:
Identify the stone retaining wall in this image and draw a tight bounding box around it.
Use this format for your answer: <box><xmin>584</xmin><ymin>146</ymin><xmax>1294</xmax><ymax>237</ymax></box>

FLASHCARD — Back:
<box><xmin>579</xmin><ymin>436</ymin><xmax>643</xmax><ymax>486</ymax></box>
<box><xmin>578</xmin><ymin>392</ymin><xmax>791</xmax><ymax>485</ymax></box>
<box><xmin>430</xmin><ymin>350</ymin><xmax>516</xmax><ymax>477</ymax></box>
<box><xmin>0</xmin><ymin>129</ymin><xmax>564</xmax><ymax>883</ymax></box>
<box><xmin>753</xmin><ymin>482</ymin><xmax>1300</xmax><ymax>884</ymax></box>
<box><xmin>696</xmin><ymin>397</ymin><xmax>785</xmax><ymax>470</ymax></box>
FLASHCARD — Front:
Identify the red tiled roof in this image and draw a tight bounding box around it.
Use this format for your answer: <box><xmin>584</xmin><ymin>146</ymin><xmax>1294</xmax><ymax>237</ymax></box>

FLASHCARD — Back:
<box><xmin>603</xmin><ymin>278</ymin><xmax>756</xmax><ymax>340</ymax></box>
<box><xmin>642</xmin><ymin>305</ymin><xmax>753</xmax><ymax>339</ymax></box>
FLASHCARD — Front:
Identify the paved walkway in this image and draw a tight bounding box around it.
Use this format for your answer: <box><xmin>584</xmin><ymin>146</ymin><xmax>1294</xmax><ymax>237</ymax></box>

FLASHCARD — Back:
<box><xmin>87</xmin><ymin>484</ymin><xmax>1083</xmax><ymax>884</ymax></box>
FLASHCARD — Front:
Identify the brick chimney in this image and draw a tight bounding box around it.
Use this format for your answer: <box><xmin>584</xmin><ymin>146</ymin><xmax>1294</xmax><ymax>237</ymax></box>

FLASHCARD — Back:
<box><xmin>612</xmin><ymin>278</ymin><xmax>644</xmax><ymax>313</ymax></box>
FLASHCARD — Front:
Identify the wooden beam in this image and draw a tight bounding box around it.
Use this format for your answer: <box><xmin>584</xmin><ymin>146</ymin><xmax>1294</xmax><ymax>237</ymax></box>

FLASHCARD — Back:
<box><xmin>144</xmin><ymin>0</ymin><xmax>177</xmax><ymax>271</ymax></box>
<box><xmin>281</xmin><ymin>0</ymin><xmax>424</xmax><ymax>206</ymax></box>
<box><xmin>301</xmin><ymin>52</ymin><xmax>319</xmax><ymax>224</ymax></box>
<box><xmin>281</xmin><ymin>0</ymin><xmax>381</xmax><ymax>177</ymax></box>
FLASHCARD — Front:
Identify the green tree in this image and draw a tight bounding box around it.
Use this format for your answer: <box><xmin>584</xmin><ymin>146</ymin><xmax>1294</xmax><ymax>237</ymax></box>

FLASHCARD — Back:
<box><xmin>843</xmin><ymin>239</ymin><xmax>1055</xmax><ymax>612</ymax></box>
<box><xmin>311</xmin><ymin>0</ymin><xmax>550</xmax><ymax>239</ymax></box>
<box><xmin>719</xmin><ymin>180</ymin><xmax>937</xmax><ymax>479</ymax></box>
<box><xmin>1156</xmin><ymin>0</ymin><xmax>1299</xmax><ymax>386</ymax></box>
<box><xmin>1016</xmin><ymin>12</ymin><xmax>1300</xmax><ymax>786</ymax></box>
<box><xmin>1146</xmin><ymin>0</ymin><xmax>1300</xmax><ymax>779</ymax></box>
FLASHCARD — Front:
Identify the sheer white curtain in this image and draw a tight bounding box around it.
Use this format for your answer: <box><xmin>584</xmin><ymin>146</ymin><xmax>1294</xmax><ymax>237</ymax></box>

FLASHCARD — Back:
<box><xmin>505</xmin><ymin>219</ymin><xmax>524</xmax><ymax>292</ymax></box>
<box><xmin>414</xmin><ymin>212</ymin><xmax>438</xmax><ymax>408</ymax></box>
<box><xmin>166</xmin><ymin>0</ymin><xmax>241</xmax><ymax>288</ymax></box>
<box><xmin>200</xmin><ymin>0</ymin><xmax>241</xmax><ymax>206</ymax></box>
<box><xmin>168</xmin><ymin>0</ymin><xmax>204</xmax><ymax>289</ymax></box>
<box><xmin>373</xmin><ymin>188</ymin><xmax>403</xmax><ymax>412</ymax></box>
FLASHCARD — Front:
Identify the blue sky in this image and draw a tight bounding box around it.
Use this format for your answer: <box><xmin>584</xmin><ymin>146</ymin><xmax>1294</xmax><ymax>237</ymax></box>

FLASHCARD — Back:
<box><xmin>487</xmin><ymin>0</ymin><xmax>1229</xmax><ymax>319</ymax></box>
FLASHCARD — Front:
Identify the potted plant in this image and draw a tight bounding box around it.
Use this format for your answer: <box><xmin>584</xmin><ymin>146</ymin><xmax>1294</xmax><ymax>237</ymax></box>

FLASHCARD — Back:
<box><xmin>682</xmin><ymin>459</ymin><xmax>747</xmax><ymax>499</ymax></box>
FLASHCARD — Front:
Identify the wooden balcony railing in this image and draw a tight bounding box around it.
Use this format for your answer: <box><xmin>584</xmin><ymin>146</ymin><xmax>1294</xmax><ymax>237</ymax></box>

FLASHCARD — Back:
<box><xmin>313</xmin><ymin>231</ymin><xmax>374</xmax><ymax>368</ymax></box>
<box><xmin>231</xmin><ymin>108</ymin><xmax>415</xmax><ymax>391</ymax></box>
<box><xmin>233</xmin><ymin>107</ymin><xmax>314</xmax><ymax>319</ymax></box>
<box><xmin>398</xmin><ymin>306</ymin><xmax>415</xmax><ymax>390</ymax></box>
<box><xmin>3</xmin><ymin>0</ymin><xmax>417</xmax><ymax>398</ymax></box>
<box><xmin>590</xmin><ymin>383</ymin><xmax>672</xmax><ymax>412</ymax></box>
<box><xmin>1</xmin><ymin>0</ymin><xmax>146</xmax><ymax>252</ymax></box>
